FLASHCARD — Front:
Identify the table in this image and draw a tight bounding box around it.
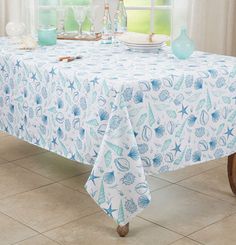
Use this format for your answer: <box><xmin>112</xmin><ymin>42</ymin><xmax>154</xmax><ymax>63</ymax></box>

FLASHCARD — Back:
<box><xmin>0</xmin><ymin>38</ymin><xmax>236</xmax><ymax>237</ymax></box>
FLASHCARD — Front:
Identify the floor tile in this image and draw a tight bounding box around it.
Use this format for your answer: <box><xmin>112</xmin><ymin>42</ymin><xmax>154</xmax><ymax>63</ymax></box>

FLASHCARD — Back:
<box><xmin>139</xmin><ymin>185</ymin><xmax>236</xmax><ymax>236</ymax></box>
<box><xmin>0</xmin><ymin>131</ymin><xmax>9</xmax><ymax>138</ymax></box>
<box><xmin>0</xmin><ymin>137</ymin><xmax>45</xmax><ymax>161</ymax></box>
<box><xmin>0</xmin><ymin>163</ymin><xmax>52</xmax><ymax>199</ymax></box>
<box><xmin>178</xmin><ymin>165</ymin><xmax>236</xmax><ymax>204</ymax></box>
<box><xmin>15</xmin><ymin>235</ymin><xmax>58</xmax><ymax>245</ymax></box>
<box><xmin>155</xmin><ymin>159</ymin><xmax>223</xmax><ymax>183</ymax></box>
<box><xmin>14</xmin><ymin>152</ymin><xmax>92</xmax><ymax>181</ymax></box>
<box><xmin>44</xmin><ymin>212</ymin><xmax>182</xmax><ymax>245</ymax></box>
<box><xmin>190</xmin><ymin>213</ymin><xmax>236</xmax><ymax>245</ymax></box>
<box><xmin>170</xmin><ymin>237</ymin><xmax>201</xmax><ymax>245</ymax></box>
<box><xmin>0</xmin><ymin>183</ymin><xmax>99</xmax><ymax>233</ymax></box>
<box><xmin>0</xmin><ymin>212</ymin><xmax>37</xmax><ymax>245</ymax></box>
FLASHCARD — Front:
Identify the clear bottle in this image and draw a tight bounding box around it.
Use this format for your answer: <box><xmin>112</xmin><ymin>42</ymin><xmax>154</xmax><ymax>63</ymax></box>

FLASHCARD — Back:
<box><xmin>101</xmin><ymin>3</ymin><xmax>113</xmax><ymax>44</ymax></box>
<box><xmin>114</xmin><ymin>0</ymin><xmax>127</xmax><ymax>34</ymax></box>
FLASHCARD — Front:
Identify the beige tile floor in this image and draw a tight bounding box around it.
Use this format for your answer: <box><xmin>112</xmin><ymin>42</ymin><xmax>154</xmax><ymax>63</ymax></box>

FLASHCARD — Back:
<box><xmin>0</xmin><ymin>132</ymin><xmax>235</xmax><ymax>244</ymax></box>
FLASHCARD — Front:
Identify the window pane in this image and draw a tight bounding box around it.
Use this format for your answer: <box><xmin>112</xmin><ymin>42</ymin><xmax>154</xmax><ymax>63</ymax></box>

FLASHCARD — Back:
<box><xmin>124</xmin><ymin>0</ymin><xmax>150</xmax><ymax>7</ymax></box>
<box><xmin>154</xmin><ymin>10</ymin><xmax>171</xmax><ymax>35</ymax></box>
<box><xmin>127</xmin><ymin>10</ymin><xmax>150</xmax><ymax>33</ymax></box>
<box><xmin>155</xmin><ymin>0</ymin><xmax>171</xmax><ymax>5</ymax></box>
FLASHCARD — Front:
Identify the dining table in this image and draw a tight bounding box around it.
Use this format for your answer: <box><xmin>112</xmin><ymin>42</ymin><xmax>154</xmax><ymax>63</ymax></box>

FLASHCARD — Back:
<box><xmin>0</xmin><ymin>37</ymin><xmax>236</xmax><ymax>237</ymax></box>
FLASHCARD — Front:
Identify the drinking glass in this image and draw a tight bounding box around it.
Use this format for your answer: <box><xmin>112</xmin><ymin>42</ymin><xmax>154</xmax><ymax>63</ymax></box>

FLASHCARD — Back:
<box><xmin>87</xmin><ymin>5</ymin><xmax>99</xmax><ymax>36</ymax></box>
<box><xmin>57</xmin><ymin>7</ymin><xmax>67</xmax><ymax>35</ymax></box>
<box><xmin>73</xmin><ymin>6</ymin><xmax>88</xmax><ymax>37</ymax></box>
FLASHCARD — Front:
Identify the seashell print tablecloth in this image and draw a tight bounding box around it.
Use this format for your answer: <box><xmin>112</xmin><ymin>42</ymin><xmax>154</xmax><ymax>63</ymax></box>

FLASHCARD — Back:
<box><xmin>0</xmin><ymin>38</ymin><xmax>236</xmax><ymax>225</ymax></box>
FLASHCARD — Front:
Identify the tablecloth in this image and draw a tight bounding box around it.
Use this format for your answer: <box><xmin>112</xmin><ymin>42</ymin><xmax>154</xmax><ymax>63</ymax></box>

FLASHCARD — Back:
<box><xmin>0</xmin><ymin>38</ymin><xmax>236</xmax><ymax>225</ymax></box>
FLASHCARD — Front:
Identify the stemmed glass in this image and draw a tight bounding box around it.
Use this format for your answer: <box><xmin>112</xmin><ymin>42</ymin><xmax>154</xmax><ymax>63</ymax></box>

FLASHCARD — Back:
<box><xmin>57</xmin><ymin>7</ymin><xmax>67</xmax><ymax>35</ymax></box>
<box><xmin>87</xmin><ymin>5</ymin><xmax>99</xmax><ymax>36</ymax></box>
<box><xmin>72</xmin><ymin>6</ymin><xmax>88</xmax><ymax>38</ymax></box>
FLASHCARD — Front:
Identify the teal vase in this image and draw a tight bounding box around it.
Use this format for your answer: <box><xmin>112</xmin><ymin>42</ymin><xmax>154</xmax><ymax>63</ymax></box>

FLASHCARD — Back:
<box><xmin>171</xmin><ymin>27</ymin><xmax>195</xmax><ymax>60</ymax></box>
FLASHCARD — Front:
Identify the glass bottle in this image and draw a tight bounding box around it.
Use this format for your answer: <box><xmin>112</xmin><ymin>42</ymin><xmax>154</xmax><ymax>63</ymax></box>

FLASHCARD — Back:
<box><xmin>114</xmin><ymin>0</ymin><xmax>127</xmax><ymax>34</ymax></box>
<box><xmin>101</xmin><ymin>3</ymin><xmax>113</xmax><ymax>44</ymax></box>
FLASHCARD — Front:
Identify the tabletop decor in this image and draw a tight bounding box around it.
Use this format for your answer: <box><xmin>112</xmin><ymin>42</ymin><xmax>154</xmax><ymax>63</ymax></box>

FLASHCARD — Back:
<box><xmin>0</xmin><ymin>38</ymin><xmax>236</xmax><ymax>237</ymax></box>
<box><xmin>172</xmin><ymin>27</ymin><xmax>195</xmax><ymax>59</ymax></box>
<box><xmin>5</xmin><ymin>22</ymin><xmax>26</xmax><ymax>43</ymax></box>
<box><xmin>38</xmin><ymin>26</ymin><xmax>57</xmax><ymax>46</ymax></box>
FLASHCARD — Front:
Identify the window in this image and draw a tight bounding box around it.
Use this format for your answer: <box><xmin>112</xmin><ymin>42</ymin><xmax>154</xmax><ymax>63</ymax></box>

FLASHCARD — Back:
<box><xmin>124</xmin><ymin>0</ymin><xmax>172</xmax><ymax>35</ymax></box>
<box><xmin>37</xmin><ymin>0</ymin><xmax>172</xmax><ymax>35</ymax></box>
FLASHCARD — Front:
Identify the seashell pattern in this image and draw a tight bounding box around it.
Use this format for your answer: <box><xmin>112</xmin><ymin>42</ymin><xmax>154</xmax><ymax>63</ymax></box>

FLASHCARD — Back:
<box><xmin>0</xmin><ymin>38</ymin><xmax>235</xmax><ymax>227</ymax></box>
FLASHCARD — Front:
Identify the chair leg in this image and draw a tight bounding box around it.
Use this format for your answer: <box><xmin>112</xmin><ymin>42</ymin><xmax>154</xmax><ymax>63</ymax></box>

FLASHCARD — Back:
<box><xmin>228</xmin><ymin>153</ymin><xmax>236</xmax><ymax>195</ymax></box>
<box><xmin>117</xmin><ymin>223</ymin><xmax>129</xmax><ymax>237</ymax></box>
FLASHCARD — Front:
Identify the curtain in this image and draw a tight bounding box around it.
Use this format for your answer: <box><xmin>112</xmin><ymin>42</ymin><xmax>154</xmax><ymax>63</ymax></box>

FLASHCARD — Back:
<box><xmin>188</xmin><ymin>0</ymin><xmax>236</xmax><ymax>56</ymax></box>
<box><xmin>0</xmin><ymin>0</ymin><xmax>36</xmax><ymax>36</ymax></box>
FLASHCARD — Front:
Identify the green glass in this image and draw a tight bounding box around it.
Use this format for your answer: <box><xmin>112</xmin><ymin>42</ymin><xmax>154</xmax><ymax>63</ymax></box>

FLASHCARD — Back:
<box><xmin>38</xmin><ymin>27</ymin><xmax>57</xmax><ymax>46</ymax></box>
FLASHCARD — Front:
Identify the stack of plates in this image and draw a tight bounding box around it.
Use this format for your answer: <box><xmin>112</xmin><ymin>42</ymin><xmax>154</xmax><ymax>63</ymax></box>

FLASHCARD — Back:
<box><xmin>118</xmin><ymin>32</ymin><xmax>169</xmax><ymax>53</ymax></box>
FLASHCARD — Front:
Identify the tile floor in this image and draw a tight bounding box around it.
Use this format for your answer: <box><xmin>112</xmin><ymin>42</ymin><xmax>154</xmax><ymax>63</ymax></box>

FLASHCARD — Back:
<box><xmin>0</xmin><ymin>132</ymin><xmax>235</xmax><ymax>245</ymax></box>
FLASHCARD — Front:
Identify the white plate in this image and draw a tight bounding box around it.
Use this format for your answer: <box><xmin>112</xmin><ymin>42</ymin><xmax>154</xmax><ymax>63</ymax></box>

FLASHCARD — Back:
<box><xmin>126</xmin><ymin>43</ymin><xmax>166</xmax><ymax>53</ymax></box>
<box><xmin>123</xmin><ymin>41</ymin><xmax>166</xmax><ymax>48</ymax></box>
<box><xmin>118</xmin><ymin>32</ymin><xmax>170</xmax><ymax>45</ymax></box>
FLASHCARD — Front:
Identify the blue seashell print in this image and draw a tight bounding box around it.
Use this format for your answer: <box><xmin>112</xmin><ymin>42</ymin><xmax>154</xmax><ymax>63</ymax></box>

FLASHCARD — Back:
<box><xmin>208</xmin><ymin>69</ymin><xmax>218</xmax><ymax>78</ymax></box>
<box><xmin>109</xmin><ymin>115</ymin><xmax>122</xmax><ymax>130</ymax></box>
<box><xmin>192</xmin><ymin>151</ymin><xmax>201</xmax><ymax>162</ymax></box>
<box><xmin>185</xmin><ymin>75</ymin><xmax>193</xmax><ymax>88</ymax></box>
<box><xmin>57</xmin><ymin>98</ymin><xmax>64</xmax><ymax>109</ymax></box>
<box><xmin>198</xmin><ymin>140</ymin><xmax>208</xmax><ymax>151</ymax></box>
<box><xmin>141</xmin><ymin>157</ymin><xmax>151</xmax><ymax>168</ymax></box>
<box><xmin>35</xmin><ymin>94</ymin><xmax>42</xmax><ymax>105</ymax></box>
<box><xmin>79</xmin><ymin>128</ymin><xmax>85</xmax><ymax>138</ymax></box>
<box><xmin>42</xmin><ymin>115</ymin><xmax>48</xmax><ymax>125</ymax></box>
<box><xmin>103</xmin><ymin>171</ymin><xmax>115</xmax><ymax>184</ymax></box>
<box><xmin>209</xmin><ymin>137</ymin><xmax>217</xmax><ymax>150</ymax></box>
<box><xmin>138</xmin><ymin>195</ymin><xmax>150</xmax><ymax>208</ymax></box>
<box><xmin>0</xmin><ymin>97</ymin><xmax>3</xmax><ymax>107</ymax></box>
<box><xmin>41</xmin><ymin>87</ymin><xmax>47</xmax><ymax>99</ymax></box>
<box><xmin>211</xmin><ymin>111</ymin><xmax>220</xmax><ymax>122</ymax></box>
<box><xmin>229</xmin><ymin>82</ymin><xmax>236</xmax><ymax>92</ymax></box>
<box><xmin>56</xmin><ymin>112</ymin><xmax>64</xmax><ymax>124</ymax></box>
<box><xmin>164</xmin><ymin>152</ymin><xmax>174</xmax><ymax>163</ymax></box>
<box><xmin>98</xmin><ymin>96</ymin><xmax>106</xmax><ymax>106</ymax></box>
<box><xmin>153</xmin><ymin>154</ymin><xmax>163</xmax><ymax>167</ymax></box>
<box><xmin>167</xmin><ymin>121</ymin><xmax>175</xmax><ymax>135</ymax></box>
<box><xmin>97</xmin><ymin>124</ymin><xmax>107</xmax><ymax>135</ymax></box>
<box><xmin>28</xmin><ymin>108</ymin><xmax>34</xmax><ymax>118</ymax></box>
<box><xmin>72</xmin><ymin>106</ymin><xmax>80</xmax><ymax>116</ymax></box>
<box><xmin>9</xmin><ymin>104</ymin><xmax>14</xmax><ymax>113</ymax></box>
<box><xmin>73</xmin><ymin>118</ymin><xmax>80</xmax><ymax>129</ymax></box>
<box><xmin>115</xmin><ymin>158</ymin><xmax>130</xmax><ymax>172</ymax></box>
<box><xmin>139</xmin><ymin>81</ymin><xmax>151</xmax><ymax>91</ymax></box>
<box><xmin>185</xmin><ymin>149</ymin><xmax>192</xmax><ymax>161</ymax></box>
<box><xmin>23</xmin><ymin>88</ymin><xmax>27</xmax><ymax>98</ymax></box>
<box><xmin>123</xmin><ymin>87</ymin><xmax>133</xmax><ymax>101</ymax></box>
<box><xmin>99</xmin><ymin>109</ymin><xmax>109</xmax><ymax>121</ymax></box>
<box><xmin>195</xmin><ymin>127</ymin><xmax>205</xmax><ymax>137</ymax></box>
<box><xmin>200</xmin><ymin>110</ymin><xmax>209</xmax><ymax>126</ymax></box>
<box><xmin>194</xmin><ymin>78</ymin><xmax>203</xmax><ymax>90</ymax></box>
<box><xmin>125</xmin><ymin>199</ymin><xmax>137</xmax><ymax>214</ymax></box>
<box><xmin>65</xmin><ymin>119</ymin><xmax>71</xmax><ymax>131</ymax></box>
<box><xmin>128</xmin><ymin>147</ymin><xmax>140</xmax><ymax>160</ymax></box>
<box><xmin>7</xmin><ymin>113</ymin><xmax>13</xmax><ymax>123</ymax></box>
<box><xmin>142</xmin><ymin>125</ymin><xmax>152</xmax><ymax>142</ymax></box>
<box><xmin>155</xmin><ymin>125</ymin><xmax>165</xmax><ymax>138</ymax></box>
<box><xmin>188</xmin><ymin>115</ymin><xmax>197</xmax><ymax>127</ymax></box>
<box><xmin>57</xmin><ymin>127</ymin><xmax>63</xmax><ymax>139</ymax></box>
<box><xmin>4</xmin><ymin>85</ymin><xmax>10</xmax><ymax>94</ymax></box>
<box><xmin>40</xmin><ymin>125</ymin><xmax>46</xmax><ymax>135</ymax></box>
<box><xmin>216</xmin><ymin>77</ymin><xmax>226</xmax><ymax>88</ymax></box>
<box><xmin>138</xmin><ymin>143</ymin><xmax>148</xmax><ymax>154</ymax></box>
<box><xmin>80</xmin><ymin>97</ymin><xmax>87</xmax><ymax>110</ymax></box>
<box><xmin>219</xmin><ymin>136</ymin><xmax>226</xmax><ymax>146</ymax></box>
<box><xmin>151</xmin><ymin>79</ymin><xmax>161</xmax><ymax>91</ymax></box>
<box><xmin>135</xmin><ymin>182</ymin><xmax>148</xmax><ymax>195</ymax></box>
<box><xmin>159</xmin><ymin>165</ymin><xmax>170</xmax><ymax>173</ymax></box>
<box><xmin>134</xmin><ymin>91</ymin><xmax>144</xmax><ymax>104</ymax></box>
<box><xmin>214</xmin><ymin>148</ymin><xmax>224</xmax><ymax>159</ymax></box>
<box><xmin>159</xmin><ymin>90</ymin><xmax>170</xmax><ymax>101</ymax></box>
<box><xmin>121</xmin><ymin>172</ymin><xmax>136</xmax><ymax>185</ymax></box>
<box><xmin>174</xmin><ymin>94</ymin><xmax>184</xmax><ymax>106</ymax></box>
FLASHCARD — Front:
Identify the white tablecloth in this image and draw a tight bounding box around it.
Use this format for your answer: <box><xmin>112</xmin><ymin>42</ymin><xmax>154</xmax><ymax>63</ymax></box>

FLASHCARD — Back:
<box><xmin>0</xmin><ymin>38</ymin><xmax>236</xmax><ymax>225</ymax></box>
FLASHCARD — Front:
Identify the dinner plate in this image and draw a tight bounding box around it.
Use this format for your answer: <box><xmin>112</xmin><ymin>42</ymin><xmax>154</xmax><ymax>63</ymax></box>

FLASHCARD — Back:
<box><xmin>118</xmin><ymin>32</ymin><xmax>170</xmax><ymax>45</ymax></box>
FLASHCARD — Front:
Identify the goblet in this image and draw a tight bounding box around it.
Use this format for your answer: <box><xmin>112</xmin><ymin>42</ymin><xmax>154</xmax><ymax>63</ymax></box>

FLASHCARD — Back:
<box><xmin>72</xmin><ymin>6</ymin><xmax>88</xmax><ymax>38</ymax></box>
<box><xmin>57</xmin><ymin>7</ymin><xmax>67</xmax><ymax>35</ymax></box>
<box><xmin>87</xmin><ymin>5</ymin><xmax>99</xmax><ymax>36</ymax></box>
